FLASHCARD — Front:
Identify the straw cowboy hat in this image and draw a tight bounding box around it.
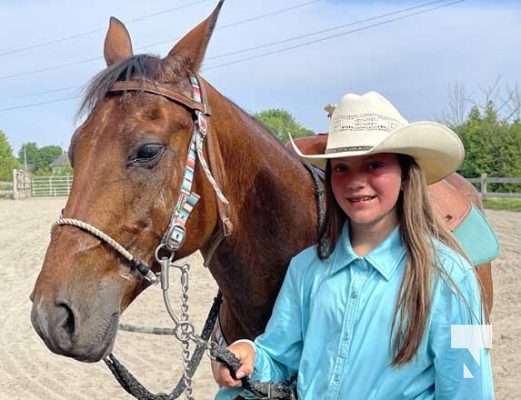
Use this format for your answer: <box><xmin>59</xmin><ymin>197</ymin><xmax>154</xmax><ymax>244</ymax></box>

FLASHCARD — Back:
<box><xmin>290</xmin><ymin>91</ymin><xmax>464</xmax><ymax>184</ymax></box>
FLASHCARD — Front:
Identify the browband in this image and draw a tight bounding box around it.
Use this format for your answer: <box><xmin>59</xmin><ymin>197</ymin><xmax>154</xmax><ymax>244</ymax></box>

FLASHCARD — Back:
<box><xmin>109</xmin><ymin>80</ymin><xmax>210</xmax><ymax>115</ymax></box>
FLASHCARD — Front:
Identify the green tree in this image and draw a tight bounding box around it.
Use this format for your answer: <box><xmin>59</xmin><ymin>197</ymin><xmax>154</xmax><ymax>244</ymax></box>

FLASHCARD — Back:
<box><xmin>254</xmin><ymin>109</ymin><xmax>314</xmax><ymax>143</ymax></box>
<box><xmin>37</xmin><ymin>145</ymin><xmax>63</xmax><ymax>172</ymax></box>
<box><xmin>0</xmin><ymin>131</ymin><xmax>20</xmax><ymax>181</ymax></box>
<box><xmin>18</xmin><ymin>142</ymin><xmax>63</xmax><ymax>173</ymax></box>
<box><xmin>455</xmin><ymin>101</ymin><xmax>521</xmax><ymax>192</ymax></box>
<box><xmin>457</xmin><ymin>105</ymin><xmax>496</xmax><ymax>177</ymax></box>
<box><xmin>18</xmin><ymin>142</ymin><xmax>39</xmax><ymax>171</ymax></box>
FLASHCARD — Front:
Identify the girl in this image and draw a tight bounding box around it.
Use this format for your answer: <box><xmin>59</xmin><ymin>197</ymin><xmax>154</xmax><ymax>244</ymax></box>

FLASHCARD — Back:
<box><xmin>212</xmin><ymin>92</ymin><xmax>494</xmax><ymax>399</ymax></box>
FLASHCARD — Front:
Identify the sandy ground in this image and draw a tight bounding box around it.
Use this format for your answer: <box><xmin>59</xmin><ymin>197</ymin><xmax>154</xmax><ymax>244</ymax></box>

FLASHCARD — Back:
<box><xmin>0</xmin><ymin>197</ymin><xmax>519</xmax><ymax>399</ymax></box>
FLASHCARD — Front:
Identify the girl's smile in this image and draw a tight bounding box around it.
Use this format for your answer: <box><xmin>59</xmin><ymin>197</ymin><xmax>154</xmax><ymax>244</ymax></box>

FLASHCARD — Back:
<box><xmin>346</xmin><ymin>195</ymin><xmax>377</xmax><ymax>204</ymax></box>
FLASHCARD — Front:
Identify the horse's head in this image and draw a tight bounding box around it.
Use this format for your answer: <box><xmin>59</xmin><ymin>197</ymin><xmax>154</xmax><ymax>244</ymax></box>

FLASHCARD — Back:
<box><xmin>30</xmin><ymin>1</ymin><xmax>226</xmax><ymax>362</ymax></box>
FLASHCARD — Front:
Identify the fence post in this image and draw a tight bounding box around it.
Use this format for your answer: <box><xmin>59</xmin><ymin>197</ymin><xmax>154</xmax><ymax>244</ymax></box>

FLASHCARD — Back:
<box><xmin>12</xmin><ymin>169</ymin><xmax>18</xmax><ymax>200</ymax></box>
<box><xmin>480</xmin><ymin>173</ymin><xmax>488</xmax><ymax>199</ymax></box>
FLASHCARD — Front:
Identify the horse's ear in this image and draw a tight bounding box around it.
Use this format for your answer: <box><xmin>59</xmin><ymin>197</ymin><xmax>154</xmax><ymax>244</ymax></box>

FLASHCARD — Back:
<box><xmin>162</xmin><ymin>0</ymin><xmax>224</xmax><ymax>74</ymax></box>
<box><xmin>104</xmin><ymin>17</ymin><xmax>133</xmax><ymax>66</ymax></box>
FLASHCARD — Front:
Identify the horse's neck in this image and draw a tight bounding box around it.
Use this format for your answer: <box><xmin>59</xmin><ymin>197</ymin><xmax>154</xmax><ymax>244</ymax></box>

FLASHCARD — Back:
<box><xmin>202</xmin><ymin>88</ymin><xmax>319</xmax><ymax>341</ymax></box>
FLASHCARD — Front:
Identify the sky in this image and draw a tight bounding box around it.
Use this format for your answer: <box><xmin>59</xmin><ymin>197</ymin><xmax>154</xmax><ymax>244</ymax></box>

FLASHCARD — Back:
<box><xmin>0</xmin><ymin>0</ymin><xmax>520</xmax><ymax>155</ymax></box>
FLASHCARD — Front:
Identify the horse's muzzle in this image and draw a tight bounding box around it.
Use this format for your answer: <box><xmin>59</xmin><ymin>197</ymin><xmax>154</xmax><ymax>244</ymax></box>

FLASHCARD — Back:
<box><xmin>30</xmin><ymin>292</ymin><xmax>119</xmax><ymax>362</ymax></box>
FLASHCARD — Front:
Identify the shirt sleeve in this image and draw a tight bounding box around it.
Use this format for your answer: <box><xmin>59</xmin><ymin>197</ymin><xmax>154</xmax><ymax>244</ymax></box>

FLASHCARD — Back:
<box><xmin>251</xmin><ymin>257</ymin><xmax>305</xmax><ymax>383</ymax></box>
<box><xmin>429</xmin><ymin>256</ymin><xmax>495</xmax><ymax>399</ymax></box>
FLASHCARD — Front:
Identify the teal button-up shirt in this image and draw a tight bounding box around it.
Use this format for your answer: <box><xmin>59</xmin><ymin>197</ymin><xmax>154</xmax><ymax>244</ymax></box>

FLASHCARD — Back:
<box><xmin>216</xmin><ymin>224</ymin><xmax>494</xmax><ymax>399</ymax></box>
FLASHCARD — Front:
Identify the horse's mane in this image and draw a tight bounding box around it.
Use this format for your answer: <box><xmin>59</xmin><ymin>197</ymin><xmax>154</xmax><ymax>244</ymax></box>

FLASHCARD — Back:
<box><xmin>78</xmin><ymin>54</ymin><xmax>165</xmax><ymax>117</ymax></box>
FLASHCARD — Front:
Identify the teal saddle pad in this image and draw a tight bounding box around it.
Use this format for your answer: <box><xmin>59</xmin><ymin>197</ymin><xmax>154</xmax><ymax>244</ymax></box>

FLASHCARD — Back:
<box><xmin>453</xmin><ymin>205</ymin><xmax>500</xmax><ymax>266</ymax></box>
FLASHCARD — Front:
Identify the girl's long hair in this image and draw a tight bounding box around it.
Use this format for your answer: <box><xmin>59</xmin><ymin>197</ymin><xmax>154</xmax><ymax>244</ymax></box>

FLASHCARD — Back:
<box><xmin>317</xmin><ymin>155</ymin><xmax>487</xmax><ymax>366</ymax></box>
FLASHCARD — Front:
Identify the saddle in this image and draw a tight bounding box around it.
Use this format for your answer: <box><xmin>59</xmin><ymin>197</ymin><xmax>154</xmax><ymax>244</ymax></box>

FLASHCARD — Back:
<box><xmin>287</xmin><ymin>134</ymin><xmax>472</xmax><ymax>232</ymax></box>
<box><xmin>428</xmin><ymin>180</ymin><xmax>471</xmax><ymax>231</ymax></box>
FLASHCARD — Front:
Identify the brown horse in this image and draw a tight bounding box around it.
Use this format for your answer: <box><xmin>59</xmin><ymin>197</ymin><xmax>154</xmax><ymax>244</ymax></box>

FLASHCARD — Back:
<box><xmin>30</xmin><ymin>0</ymin><xmax>492</xmax><ymax>370</ymax></box>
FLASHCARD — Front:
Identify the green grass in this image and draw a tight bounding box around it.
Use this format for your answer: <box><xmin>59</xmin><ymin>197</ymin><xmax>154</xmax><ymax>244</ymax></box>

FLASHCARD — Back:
<box><xmin>483</xmin><ymin>198</ymin><xmax>521</xmax><ymax>211</ymax></box>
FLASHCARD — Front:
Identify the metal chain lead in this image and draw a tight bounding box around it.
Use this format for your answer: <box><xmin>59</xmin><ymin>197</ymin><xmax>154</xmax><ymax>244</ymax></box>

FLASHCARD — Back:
<box><xmin>159</xmin><ymin>253</ymin><xmax>218</xmax><ymax>400</ymax></box>
<box><xmin>178</xmin><ymin>263</ymin><xmax>193</xmax><ymax>400</ymax></box>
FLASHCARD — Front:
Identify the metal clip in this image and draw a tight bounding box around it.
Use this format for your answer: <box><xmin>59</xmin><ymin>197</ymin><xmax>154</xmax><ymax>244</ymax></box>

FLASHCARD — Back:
<box><xmin>167</xmin><ymin>225</ymin><xmax>186</xmax><ymax>250</ymax></box>
<box><xmin>159</xmin><ymin>256</ymin><xmax>170</xmax><ymax>291</ymax></box>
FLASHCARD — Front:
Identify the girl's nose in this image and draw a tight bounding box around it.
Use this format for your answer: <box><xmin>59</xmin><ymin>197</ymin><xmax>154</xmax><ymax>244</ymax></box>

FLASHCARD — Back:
<box><xmin>346</xmin><ymin>172</ymin><xmax>367</xmax><ymax>189</ymax></box>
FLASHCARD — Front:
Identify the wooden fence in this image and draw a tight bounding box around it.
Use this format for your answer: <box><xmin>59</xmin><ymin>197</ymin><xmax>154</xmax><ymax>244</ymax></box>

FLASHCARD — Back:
<box><xmin>13</xmin><ymin>169</ymin><xmax>31</xmax><ymax>199</ymax></box>
<box><xmin>1</xmin><ymin>170</ymin><xmax>32</xmax><ymax>199</ymax></box>
<box><xmin>467</xmin><ymin>174</ymin><xmax>521</xmax><ymax>199</ymax></box>
<box><xmin>1</xmin><ymin>172</ymin><xmax>72</xmax><ymax>199</ymax></box>
<box><xmin>0</xmin><ymin>181</ymin><xmax>13</xmax><ymax>198</ymax></box>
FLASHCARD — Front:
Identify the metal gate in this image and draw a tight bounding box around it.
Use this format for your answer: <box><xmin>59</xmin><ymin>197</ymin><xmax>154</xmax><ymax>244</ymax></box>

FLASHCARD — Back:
<box><xmin>31</xmin><ymin>175</ymin><xmax>73</xmax><ymax>197</ymax></box>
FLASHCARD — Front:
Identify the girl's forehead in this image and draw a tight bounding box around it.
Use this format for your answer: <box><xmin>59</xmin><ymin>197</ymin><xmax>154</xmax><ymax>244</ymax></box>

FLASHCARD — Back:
<box><xmin>331</xmin><ymin>153</ymin><xmax>398</xmax><ymax>164</ymax></box>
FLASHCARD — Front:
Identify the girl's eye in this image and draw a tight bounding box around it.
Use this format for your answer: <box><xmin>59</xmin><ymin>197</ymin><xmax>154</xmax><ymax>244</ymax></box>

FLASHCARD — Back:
<box><xmin>333</xmin><ymin>164</ymin><xmax>348</xmax><ymax>173</ymax></box>
<box><xmin>367</xmin><ymin>162</ymin><xmax>383</xmax><ymax>170</ymax></box>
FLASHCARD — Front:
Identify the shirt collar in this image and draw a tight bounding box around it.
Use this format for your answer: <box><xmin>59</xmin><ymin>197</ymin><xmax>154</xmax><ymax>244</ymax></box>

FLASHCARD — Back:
<box><xmin>330</xmin><ymin>222</ymin><xmax>406</xmax><ymax>281</ymax></box>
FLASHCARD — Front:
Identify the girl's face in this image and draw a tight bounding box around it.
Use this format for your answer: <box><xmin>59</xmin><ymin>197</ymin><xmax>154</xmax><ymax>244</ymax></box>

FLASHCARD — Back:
<box><xmin>331</xmin><ymin>153</ymin><xmax>403</xmax><ymax>233</ymax></box>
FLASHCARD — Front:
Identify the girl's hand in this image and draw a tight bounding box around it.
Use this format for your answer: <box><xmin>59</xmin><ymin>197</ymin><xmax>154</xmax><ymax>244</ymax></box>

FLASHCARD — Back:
<box><xmin>211</xmin><ymin>340</ymin><xmax>256</xmax><ymax>387</ymax></box>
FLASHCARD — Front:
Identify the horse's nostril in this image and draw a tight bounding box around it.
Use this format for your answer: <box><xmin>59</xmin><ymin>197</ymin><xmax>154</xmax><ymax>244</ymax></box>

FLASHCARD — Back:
<box><xmin>56</xmin><ymin>301</ymin><xmax>77</xmax><ymax>339</ymax></box>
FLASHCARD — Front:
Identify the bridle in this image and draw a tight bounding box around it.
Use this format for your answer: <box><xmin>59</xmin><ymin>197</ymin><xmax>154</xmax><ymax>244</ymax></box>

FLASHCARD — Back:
<box><xmin>53</xmin><ymin>74</ymin><xmax>232</xmax><ymax>281</ymax></box>
<box><xmin>51</xmin><ymin>75</ymin><xmax>233</xmax><ymax>399</ymax></box>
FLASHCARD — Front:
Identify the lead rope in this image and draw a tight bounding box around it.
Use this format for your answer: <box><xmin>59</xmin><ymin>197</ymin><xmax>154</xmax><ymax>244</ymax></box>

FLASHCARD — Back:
<box><xmin>104</xmin><ymin>291</ymin><xmax>223</xmax><ymax>400</ymax></box>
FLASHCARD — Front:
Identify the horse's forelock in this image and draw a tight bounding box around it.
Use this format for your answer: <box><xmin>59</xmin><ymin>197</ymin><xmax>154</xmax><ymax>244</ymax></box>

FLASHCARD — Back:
<box><xmin>78</xmin><ymin>54</ymin><xmax>166</xmax><ymax>118</ymax></box>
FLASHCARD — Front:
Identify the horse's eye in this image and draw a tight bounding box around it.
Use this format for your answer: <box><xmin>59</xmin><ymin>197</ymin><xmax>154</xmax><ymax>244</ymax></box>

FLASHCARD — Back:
<box><xmin>129</xmin><ymin>143</ymin><xmax>164</xmax><ymax>165</ymax></box>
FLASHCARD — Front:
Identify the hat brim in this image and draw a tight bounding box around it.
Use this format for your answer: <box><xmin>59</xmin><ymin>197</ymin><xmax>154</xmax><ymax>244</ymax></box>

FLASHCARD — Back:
<box><xmin>289</xmin><ymin>122</ymin><xmax>464</xmax><ymax>184</ymax></box>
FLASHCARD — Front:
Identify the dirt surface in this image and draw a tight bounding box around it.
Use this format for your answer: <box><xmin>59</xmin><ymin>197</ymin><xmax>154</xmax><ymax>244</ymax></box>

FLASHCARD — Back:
<box><xmin>0</xmin><ymin>197</ymin><xmax>519</xmax><ymax>399</ymax></box>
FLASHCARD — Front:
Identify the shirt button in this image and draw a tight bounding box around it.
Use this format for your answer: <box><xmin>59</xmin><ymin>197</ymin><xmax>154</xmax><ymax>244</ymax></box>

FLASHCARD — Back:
<box><xmin>351</xmin><ymin>291</ymin><xmax>358</xmax><ymax>299</ymax></box>
<box><xmin>334</xmin><ymin>374</ymin><xmax>340</xmax><ymax>382</ymax></box>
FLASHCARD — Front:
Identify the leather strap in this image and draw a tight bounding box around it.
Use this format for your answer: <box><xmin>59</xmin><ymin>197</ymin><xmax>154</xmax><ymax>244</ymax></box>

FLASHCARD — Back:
<box><xmin>196</xmin><ymin>76</ymin><xmax>233</xmax><ymax>267</ymax></box>
<box><xmin>109</xmin><ymin>80</ymin><xmax>209</xmax><ymax>115</ymax></box>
